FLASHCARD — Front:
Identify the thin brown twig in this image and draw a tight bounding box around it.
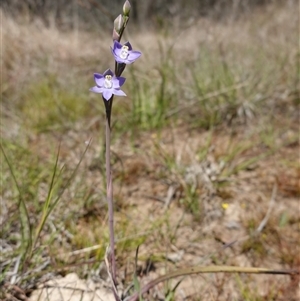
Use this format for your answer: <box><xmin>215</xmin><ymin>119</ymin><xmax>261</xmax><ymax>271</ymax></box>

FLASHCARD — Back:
<box><xmin>256</xmin><ymin>183</ymin><xmax>277</xmax><ymax>234</ymax></box>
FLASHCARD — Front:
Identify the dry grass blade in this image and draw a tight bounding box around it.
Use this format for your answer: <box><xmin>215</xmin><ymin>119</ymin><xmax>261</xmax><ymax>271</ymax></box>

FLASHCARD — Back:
<box><xmin>255</xmin><ymin>183</ymin><xmax>277</xmax><ymax>234</ymax></box>
<box><xmin>125</xmin><ymin>266</ymin><xmax>299</xmax><ymax>301</ymax></box>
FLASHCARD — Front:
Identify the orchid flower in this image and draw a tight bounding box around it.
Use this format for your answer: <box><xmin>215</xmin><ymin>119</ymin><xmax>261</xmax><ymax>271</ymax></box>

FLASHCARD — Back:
<box><xmin>111</xmin><ymin>41</ymin><xmax>141</xmax><ymax>64</ymax></box>
<box><xmin>90</xmin><ymin>69</ymin><xmax>126</xmax><ymax>101</ymax></box>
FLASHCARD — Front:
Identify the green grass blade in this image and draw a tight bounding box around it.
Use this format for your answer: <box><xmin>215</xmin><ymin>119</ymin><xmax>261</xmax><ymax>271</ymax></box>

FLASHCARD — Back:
<box><xmin>0</xmin><ymin>144</ymin><xmax>32</xmax><ymax>268</ymax></box>
<box><xmin>31</xmin><ymin>143</ymin><xmax>61</xmax><ymax>255</ymax></box>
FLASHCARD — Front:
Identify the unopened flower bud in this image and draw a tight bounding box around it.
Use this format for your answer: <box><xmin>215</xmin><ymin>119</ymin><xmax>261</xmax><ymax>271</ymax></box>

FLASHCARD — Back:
<box><xmin>112</xmin><ymin>28</ymin><xmax>120</xmax><ymax>41</ymax></box>
<box><xmin>114</xmin><ymin>14</ymin><xmax>123</xmax><ymax>33</ymax></box>
<box><xmin>123</xmin><ymin>0</ymin><xmax>131</xmax><ymax>16</ymax></box>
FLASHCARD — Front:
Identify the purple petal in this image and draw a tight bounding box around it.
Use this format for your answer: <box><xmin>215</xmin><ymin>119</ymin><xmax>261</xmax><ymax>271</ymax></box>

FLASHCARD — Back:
<box><xmin>112</xmin><ymin>88</ymin><xmax>126</xmax><ymax>97</ymax></box>
<box><xmin>112</xmin><ymin>47</ymin><xmax>123</xmax><ymax>60</ymax></box>
<box><xmin>103</xmin><ymin>69</ymin><xmax>114</xmax><ymax>77</ymax></box>
<box><xmin>102</xmin><ymin>89</ymin><xmax>113</xmax><ymax>101</ymax></box>
<box><xmin>113</xmin><ymin>40</ymin><xmax>123</xmax><ymax>50</ymax></box>
<box><xmin>94</xmin><ymin>73</ymin><xmax>103</xmax><ymax>78</ymax></box>
<box><xmin>124</xmin><ymin>41</ymin><xmax>132</xmax><ymax>50</ymax></box>
<box><xmin>112</xmin><ymin>77</ymin><xmax>126</xmax><ymax>88</ymax></box>
<box><xmin>112</xmin><ymin>41</ymin><xmax>121</xmax><ymax>54</ymax></box>
<box><xmin>94</xmin><ymin>73</ymin><xmax>104</xmax><ymax>86</ymax></box>
<box><xmin>127</xmin><ymin>51</ymin><xmax>141</xmax><ymax>63</ymax></box>
<box><xmin>94</xmin><ymin>73</ymin><xmax>105</xmax><ymax>87</ymax></box>
<box><xmin>90</xmin><ymin>86</ymin><xmax>104</xmax><ymax>93</ymax></box>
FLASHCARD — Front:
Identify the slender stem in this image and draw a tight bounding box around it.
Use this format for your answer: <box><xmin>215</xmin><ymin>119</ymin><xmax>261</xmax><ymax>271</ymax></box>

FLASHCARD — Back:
<box><xmin>104</xmin><ymin>99</ymin><xmax>118</xmax><ymax>298</ymax></box>
<box><xmin>106</xmin><ymin>116</ymin><xmax>116</xmax><ymax>274</ymax></box>
<box><xmin>103</xmin><ymin>16</ymin><xmax>128</xmax><ymax>296</ymax></box>
<box><xmin>118</xmin><ymin>16</ymin><xmax>128</xmax><ymax>43</ymax></box>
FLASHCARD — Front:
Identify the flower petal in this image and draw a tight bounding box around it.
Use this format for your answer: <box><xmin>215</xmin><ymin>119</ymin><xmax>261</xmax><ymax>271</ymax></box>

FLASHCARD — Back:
<box><xmin>103</xmin><ymin>69</ymin><xmax>114</xmax><ymax>77</ymax></box>
<box><xmin>90</xmin><ymin>86</ymin><xmax>104</xmax><ymax>93</ymax></box>
<box><xmin>111</xmin><ymin>41</ymin><xmax>123</xmax><ymax>60</ymax></box>
<box><xmin>124</xmin><ymin>41</ymin><xmax>132</xmax><ymax>50</ymax></box>
<box><xmin>94</xmin><ymin>73</ymin><xmax>104</xmax><ymax>87</ymax></box>
<box><xmin>113</xmin><ymin>40</ymin><xmax>123</xmax><ymax>50</ymax></box>
<box><xmin>112</xmin><ymin>88</ymin><xmax>126</xmax><ymax>97</ymax></box>
<box><xmin>127</xmin><ymin>51</ymin><xmax>142</xmax><ymax>63</ymax></box>
<box><xmin>102</xmin><ymin>89</ymin><xmax>113</xmax><ymax>101</ymax></box>
<box><xmin>112</xmin><ymin>76</ymin><xmax>126</xmax><ymax>88</ymax></box>
<box><xmin>111</xmin><ymin>48</ymin><xmax>123</xmax><ymax>61</ymax></box>
<box><xmin>95</xmin><ymin>78</ymin><xmax>105</xmax><ymax>87</ymax></box>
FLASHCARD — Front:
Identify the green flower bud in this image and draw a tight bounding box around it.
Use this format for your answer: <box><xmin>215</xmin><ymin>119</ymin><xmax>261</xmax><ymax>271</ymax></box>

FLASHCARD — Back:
<box><xmin>123</xmin><ymin>0</ymin><xmax>131</xmax><ymax>17</ymax></box>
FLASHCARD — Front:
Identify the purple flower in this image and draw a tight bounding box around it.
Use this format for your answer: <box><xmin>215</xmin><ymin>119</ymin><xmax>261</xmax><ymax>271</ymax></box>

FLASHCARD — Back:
<box><xmin>111</xmin><ymin>41</ymin><xmax>141</xmax><ymax>64</ymax></box>
<box><xmin>90</xmin><ymin>69</ymin><xmax>126</xmax><ymax>101</ymax></box>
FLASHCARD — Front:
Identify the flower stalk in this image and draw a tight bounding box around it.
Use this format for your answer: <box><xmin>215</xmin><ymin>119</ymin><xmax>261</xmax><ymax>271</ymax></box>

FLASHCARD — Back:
<box><xmin>89</xmin><ymin>1</ymin><xmax>141</xmax><ymax>298</ymax></box>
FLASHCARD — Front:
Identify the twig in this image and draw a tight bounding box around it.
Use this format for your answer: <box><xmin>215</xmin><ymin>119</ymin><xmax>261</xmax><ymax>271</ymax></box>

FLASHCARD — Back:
<box><xmin>164</xmin><ymin>184</ymin><xmax>179</xmax><ymax>210</ymax></box>
<box><xmin>256</xmin><ymin>183</ymin><xmax>277</xmax><ymax>234</ymax></box>
<box><xmin>10</xmin><ymin>255</ymin><xmax>21</xmax><ymax>285</ymax></box>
